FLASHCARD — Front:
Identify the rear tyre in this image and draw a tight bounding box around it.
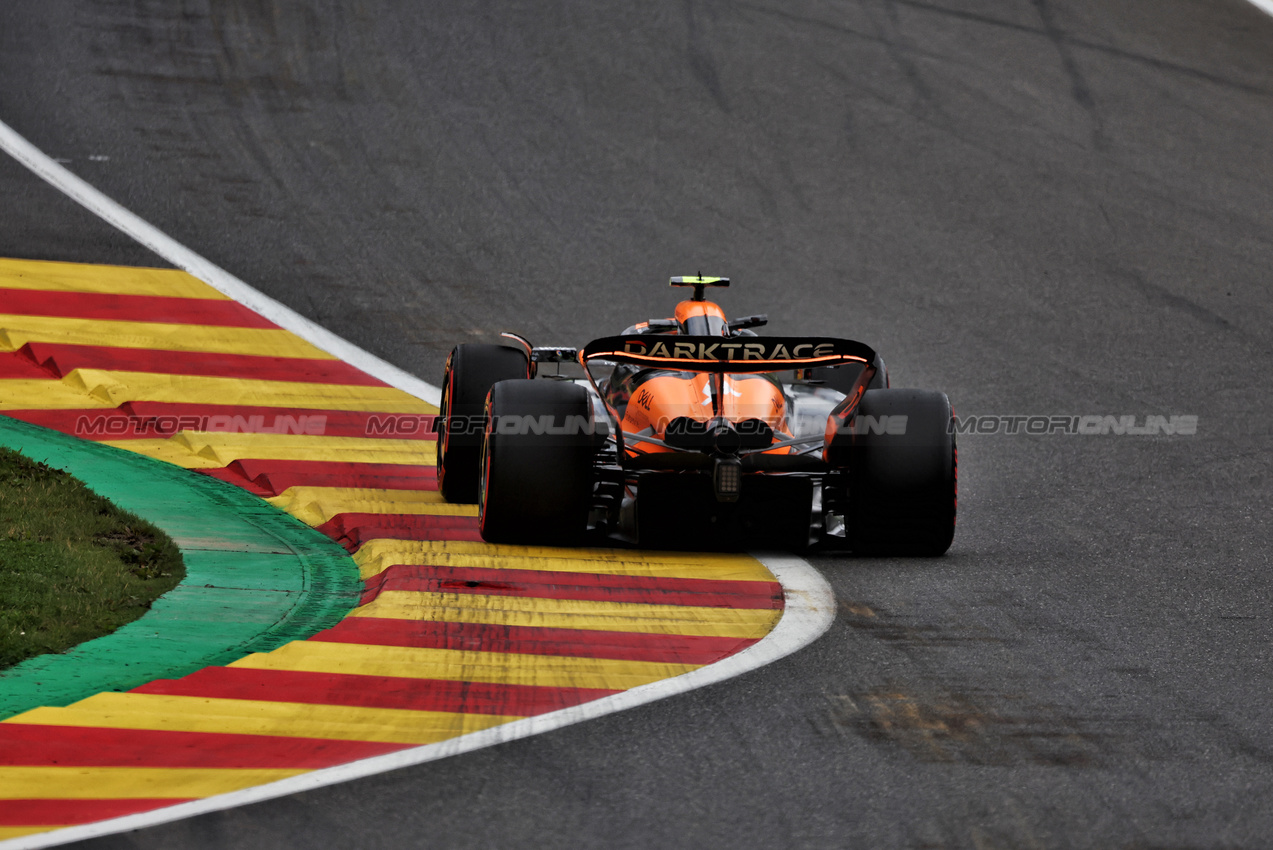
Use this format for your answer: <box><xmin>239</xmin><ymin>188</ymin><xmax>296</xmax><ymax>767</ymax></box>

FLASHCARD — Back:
<box><xmin>846</xmin><ymin>388</ymin><xmax>956</xmax><ymax>556</ymax></box>
<box><xmin>479</xmin><ymin>380</ymin><xmax>595</xmax><ymax>545</ymax></box>
<box><xmin>437</xmin><ymin>344</ymin><xmax>529</xmax><ymax>503</ymax></box>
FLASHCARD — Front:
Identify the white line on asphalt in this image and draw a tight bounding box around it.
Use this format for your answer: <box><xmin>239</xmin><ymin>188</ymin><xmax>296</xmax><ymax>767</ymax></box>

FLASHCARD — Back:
<box><xmin>0</xmin><ymin>119</ymin><xmax>441</xmax><ymax>407</ymax></box>
<box><xmin>0</xmin><ymin>116</ymin><xmax>837</xmax><ymax>850</ymax></box>
<box><xmin>1247</xmin><ymin>0</ymin><xmax>1273</xmax><ymax>17</ymax></box>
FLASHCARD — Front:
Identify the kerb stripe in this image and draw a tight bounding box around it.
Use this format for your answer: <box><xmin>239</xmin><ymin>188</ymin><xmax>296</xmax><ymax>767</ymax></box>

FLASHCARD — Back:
<box><xmin>311</xmin><ymin>618</ymin><xmax>759</xmax><ymax>664</ymax></box>
<box><xmin>133</xmin><ymin>667</ymin><xmax>619</xmax><ymax>714</ymax></box>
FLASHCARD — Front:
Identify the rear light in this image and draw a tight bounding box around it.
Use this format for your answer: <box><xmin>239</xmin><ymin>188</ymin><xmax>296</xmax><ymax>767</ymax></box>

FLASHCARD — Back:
<box><xmin>713</xmin><ymin>458</ymin><xmax>741</xmax><ymax>503</ymax></box>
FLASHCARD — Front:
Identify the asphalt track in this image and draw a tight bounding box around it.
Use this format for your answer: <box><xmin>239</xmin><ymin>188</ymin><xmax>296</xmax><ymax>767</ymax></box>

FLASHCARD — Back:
<box><xmin>2</xmin><ymin>1</ymin><xmax>1273</xmax><ymax>847</ymax></box>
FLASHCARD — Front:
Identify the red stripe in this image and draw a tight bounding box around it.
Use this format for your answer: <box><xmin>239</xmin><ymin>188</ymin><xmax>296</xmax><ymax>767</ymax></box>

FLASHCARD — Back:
<box><xmin>319</xmin><ymin>513</ymin><xmax>477</xmax><ymax>550</ymax></box>
<box><xmin>3</xmin><ymin>405</ymin><xmax>437</xmax><ymax>442</ymax></box>
<box><xmin>205</xmin><ymin>460</ymin><xmax>438</xmax><ymax>499</ymax></box>
<box><xmin>237</xmin><ymin>459</ymin><xmax>437</xmax><ymax>494</ymax></box>
<box><xmin>0</xmin><ymin>724</ymin><xmax>404</xmax><ymax>769</ymax></box>
<box><xmin>133</xmin><ymin>667</ymin><xmax>618</xmax><ymax>714</ymax></box>
<box><xmin>312</xmin><ymin>618</ymin><xmax>758</xmax><ymax>665</ymax></box>
<box><xmin>0</xmin><ymin>288</ymin><xmax>277</xmax><ymax>328</ymax></box>
<box><xmin>0</xmin><ymin>350</ymin><xmax>57</xmax><ymax>379</ymax></box>
<box><xmin>196</xmin><ymin>465</ymin><xmax>275</xmax><ymax>497</ymax></box>
<box><xmin>0</xmin><ymin>799</ymin><xmax>193</xmax><ymax>827</ymax></box>
<box><xmin>14</xmin><ymin>341</ymin><xmax>388</xmax><ymax>385</ymax></box>
<box><xmin>124</xmin><ymin>403</ymin><xmax>436</xmax><ymax>440</ymax></box>
<box><xmin>361</xmin><ymin>564</ymin><xmax>783</xmax><ymax>609</ymax></box>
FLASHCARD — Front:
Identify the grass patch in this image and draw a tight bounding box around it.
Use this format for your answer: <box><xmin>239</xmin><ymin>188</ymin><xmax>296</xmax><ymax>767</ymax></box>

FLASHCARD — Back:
<box><xmin>0</xmin><ymin>447</ymin><xmax>184</xmax><ymax>670</ymax></box>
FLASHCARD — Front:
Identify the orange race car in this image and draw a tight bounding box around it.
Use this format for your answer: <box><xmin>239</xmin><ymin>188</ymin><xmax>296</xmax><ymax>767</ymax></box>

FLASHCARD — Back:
<box><xmin>436</xmin><ymin>276</ymin><xmax>956</xmax><ymax>554</ymax></box>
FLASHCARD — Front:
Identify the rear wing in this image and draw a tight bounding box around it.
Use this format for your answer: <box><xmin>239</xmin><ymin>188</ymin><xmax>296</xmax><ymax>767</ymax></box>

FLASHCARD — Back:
<box><xmin>581</xmin><ymin>334</ymin><xmax>877</xmax><ymax>373</ymax></box>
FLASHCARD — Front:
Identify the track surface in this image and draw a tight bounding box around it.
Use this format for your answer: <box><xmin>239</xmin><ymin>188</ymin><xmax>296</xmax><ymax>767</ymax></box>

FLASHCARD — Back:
<box><xmin>3</xmin><ymin>1</ymin><xmax>1273</xmax><ymax>846</ymax></box>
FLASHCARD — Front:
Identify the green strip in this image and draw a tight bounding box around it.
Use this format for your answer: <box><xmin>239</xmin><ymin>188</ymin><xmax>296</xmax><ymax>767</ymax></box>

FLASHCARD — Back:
<box><xmin>0</xmin><ymin>416</ymin><xmax>362</xmax><ymax>719</ymax></box>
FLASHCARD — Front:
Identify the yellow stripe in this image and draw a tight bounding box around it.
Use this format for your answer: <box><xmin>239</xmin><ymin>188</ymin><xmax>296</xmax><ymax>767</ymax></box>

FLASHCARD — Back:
<box><xmin>232</xmin><ymin>641</ymin><xmax>697</xmax><ymax>690</ymax></box>
<box><xmin>352</xmin><ymin>590</ymin><xmax>780</xmax><ymax>638</ymax></box>
<box><xmin>65</xmin><ymin>369</ymin><xmax>431</xmax><ymax>411</ymax></box>
<box><xmin>0</xmin><ymin>315</ymin><xmax>331</xmax><ymax>358</ymax></box>
<box><xmin>0</xmin><ymin>766</ymin><xmax>307</xmax><ymax>801</ymax></box>
<box><xmin>268</xmin><ymin>486</ymin><xmax>450</xmax><ymax>526</ymax></box>
<box><xmin>6</xmin><ymin>693</ymin><xmax>521</xmax><ymax>746</ymax></box>
<box><xmin>0</xmin><ymin>372</ymin><xmax>429</xmax><ymax>415</ymax></box>
<box><xmin>0</xmin><ymin>373</ymin><xmax>429</xmax><ymax>414</ymax></box>
<box><xmin>0</xmin><ymin>826</ymin><xmax>60</xmax><ymax>839</ymax></box>
<box><xmin>326</xmin><ymin>501</ymin><xmax>479</xmax><ymax>523</ymax></box>
<box><xmin>167</xmin><ymin>432</ymin><xmax>434</xmax><ymax>463</ymax></box>
<box><xmin>90</xmin><ymin>441</ymin><xmax>228</xmax><ymax>469</ymax></box>
<box><xmin>0</xmin><ymin>258</ymin><xmax>227</xmax><ymax>299</ymax></box>
<box><xmin>352</xmin><ymin>539</ymin><xmax>774</xmax><ymax>582</ymax></box>
<box><xmin>0</xmin><ymin>379</ymin><xmax>116</xmax><ymax>411</ymax></box>
<box><xmin>106</xmin><ymin>434</ymin><xmax>435</xmax><ymax>471</ymax></box>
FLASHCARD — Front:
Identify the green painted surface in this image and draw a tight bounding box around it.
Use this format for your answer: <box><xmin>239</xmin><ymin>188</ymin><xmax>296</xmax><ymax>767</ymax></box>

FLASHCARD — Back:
<box><xmin>0</xmin><ymin>416</ymin><xmax>362</xmax><ymax>719</ymax></box>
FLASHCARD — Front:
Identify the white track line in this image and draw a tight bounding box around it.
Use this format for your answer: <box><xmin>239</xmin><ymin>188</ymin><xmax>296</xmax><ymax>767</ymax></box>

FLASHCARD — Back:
<box><xmin>0</xmin><ymin>120</ymin><xmax>440</xmax><ymax>407</ymax></box>
<box><xmin>1247</xmin><ymin>0</ymin><xmax>1273</xmax><ymax>17</ymax></box>
<box><xmin>0</xmin><ymin>117</ymin><xmax>836</xmax><ymax>849</ymax></box>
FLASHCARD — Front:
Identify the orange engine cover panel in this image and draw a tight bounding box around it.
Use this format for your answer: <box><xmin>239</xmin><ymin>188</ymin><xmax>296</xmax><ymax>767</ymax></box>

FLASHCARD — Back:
<box><xmin>620</xmin><ymin>372</ymin><xmax>792</xmax><ymax>454</ymax></box>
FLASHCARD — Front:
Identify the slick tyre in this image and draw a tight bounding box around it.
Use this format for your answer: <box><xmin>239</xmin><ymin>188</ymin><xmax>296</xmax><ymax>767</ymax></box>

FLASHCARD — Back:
<box><xmin>437</xmin><ymin>344</ymin><xmax>530</xmax><ymax>503</ymax></box>
<box><xmin>846</xmin><ymin>388</ymin><xmax>956</xmax><ymax>556</ymax></box>
<box><xmin>479</xmin><ymin>380</ymin><xmax>595</xmax><ymax>545</ymax></box>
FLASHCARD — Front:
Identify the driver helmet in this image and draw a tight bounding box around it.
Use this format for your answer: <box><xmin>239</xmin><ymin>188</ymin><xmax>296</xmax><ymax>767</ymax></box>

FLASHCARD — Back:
<box><xmin>674</xmin><ymin>299</ymin><xmax>729</xmax><ymax>336</ymax></box>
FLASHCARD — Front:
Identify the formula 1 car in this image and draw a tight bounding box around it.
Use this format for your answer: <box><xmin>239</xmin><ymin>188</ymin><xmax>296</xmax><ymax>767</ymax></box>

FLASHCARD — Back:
<box><xmin>436</xmin><ymin>276</ymin><xmax>956</xmax><ymax>554</ymax></box>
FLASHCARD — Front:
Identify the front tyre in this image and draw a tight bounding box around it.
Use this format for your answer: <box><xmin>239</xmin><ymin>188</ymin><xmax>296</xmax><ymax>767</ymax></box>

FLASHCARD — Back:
<box><xmin>479</xmin><ymin>380</ymin><xmax>596</xmax><ymax>545</ymax></box>
<box><xmin>437</xmin><ymin>344</ymin><xmax>530</xmax><ymax>503</ymax></box>
<box><xmin>846</xmin><ymin>388</ymin><xmax>956</xmax><ymax>556</ymax></box>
